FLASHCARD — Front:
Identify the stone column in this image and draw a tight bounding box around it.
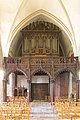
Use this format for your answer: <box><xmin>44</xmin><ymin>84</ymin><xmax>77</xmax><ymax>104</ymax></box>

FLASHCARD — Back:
<box><xmin>50</xmin><ymin>79</ymin><xmax>54</xmax><ymax>103</ymax></box>
<box><xmin>3</xmin><ymin>79</ymin><xmax>7</xmax><ymax>102</ymax></box>
<box><xmin>68</xmin><ymin>72</ymin><xmax>73</xmax><ymax>98</ymax></box>
<box><xmin>76</xmin><ymin>80</ymin><xmax>79</xmax><ymax>102</ymax></box>
<box><xmin>11</xmin><ymin>73</ymin><xmax>15</xmax><ymax>96</ymax></box>
<box><xmin>0</xmin><ymin>42</ymin><xmax>5</xmax><ymax>102</ymax></box>
<box><xmin>15</xmin><ymin>73</ymin><xmax>17</xmax><ymax>87</ymax></box>
<box><xmin>7</xmin><ymin>73</ymin><xmax>15</xmax><ymax>97</ymax></box>
<box><xmin>78</xmin><ymin>80</ymin><xmax>80</xmax><ymax>99</ymax></box>
<box><xmin>27</xmin><ymin>80</ymin><xmax>31</xmax><ymax>102</ymax></box>
<box><xmin>0</xmin><ymin>79</ymin><xmax>4</xmax><ymax>103</ymax></box>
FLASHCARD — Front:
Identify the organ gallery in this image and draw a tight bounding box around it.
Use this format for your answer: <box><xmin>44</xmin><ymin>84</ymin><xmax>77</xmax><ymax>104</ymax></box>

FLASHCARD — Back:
<box><xmin>3</xmin><ymin>21</ymin><xmax>78</xmax><ymax>102</ymax></box>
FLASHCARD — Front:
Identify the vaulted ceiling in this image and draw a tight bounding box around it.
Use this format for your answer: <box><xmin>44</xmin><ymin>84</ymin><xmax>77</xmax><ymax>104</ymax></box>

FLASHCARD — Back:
<box><xmin>0</xmin><ymin>0</ymin><xmax>80</xmax><ymax>59</ymax></box>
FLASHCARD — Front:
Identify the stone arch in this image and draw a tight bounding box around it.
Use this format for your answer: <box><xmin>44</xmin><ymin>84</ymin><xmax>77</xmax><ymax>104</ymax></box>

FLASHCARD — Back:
<box><xmin>54</xmin><ymin>68</ymin><xmax>76</xmax><ymax>81</ymax></box>
<box><xmin>7</xmin><ymin>9</ymin><xmax>74</xmax><ymax>56</ymax></box>
<box><xmin>31</xmin><ymin>67</ymin><xmax>52</xmax><ymax>101</ymax></box>
<box><xmin>3</xmin><ymin>68</ymin><xmax>29</xmax><ymax>101</ymax></box>
<box><xmin>54</xmin><ymin>68</ymin><xmax>77</xmax><ymax>99</ymax></box>
<box><xmin>5</xmin><ymin>68</ymin><xmax>28</xmax><ymax>81</ymax></box>
<box><xmin>31</xmin><ymin>67</ymin><xmax>52</xmax><ymax>80</ymax></box>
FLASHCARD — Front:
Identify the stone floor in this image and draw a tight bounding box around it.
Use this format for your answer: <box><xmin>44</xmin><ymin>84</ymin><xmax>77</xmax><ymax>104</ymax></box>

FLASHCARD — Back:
<box><xmin>30</xmin><ymin>102</ymin><xmax>58</xmax><ymax>120</ymax></box>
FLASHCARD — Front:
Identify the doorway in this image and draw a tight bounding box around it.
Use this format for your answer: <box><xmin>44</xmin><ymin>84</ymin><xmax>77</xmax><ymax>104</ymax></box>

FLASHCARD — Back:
<box><xmin>31</xmin><ymin>71</ymin><xmax>49</xmax><ymax>101</ymax></box>
<box><xmin>32</xmin><ymin>83</ymin><xmax>48</xmax><ymax>100</ymax></box>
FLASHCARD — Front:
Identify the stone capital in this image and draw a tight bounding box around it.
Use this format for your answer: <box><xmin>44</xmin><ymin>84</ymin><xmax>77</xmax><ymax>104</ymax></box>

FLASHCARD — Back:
<box><xmin>76</xmin><ymin>80</ymin><xmax>80</xmax><ymax>83</ymax></box>
<box><xmin>50</xmin><ymin>79</ymin><xmax>54</xmax><ymax>83</ymax></box>
<box><xmin>3</xmin><ymin>79</ymin><xmax>6</xmax><ymax>82</ymax></box>
<box><xmin>27</xmin><ymin>79</ymin><xmax>31</xmax><ymax>83</ymax></box>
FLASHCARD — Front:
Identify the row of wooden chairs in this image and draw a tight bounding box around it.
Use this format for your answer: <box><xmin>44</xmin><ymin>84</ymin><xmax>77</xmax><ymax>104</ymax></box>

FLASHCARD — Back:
<box><xmin>0</xmin><ymin>109</ymin><xmax>30</xmax><ymax>119</ymax></box>
<box><xmin>54</xmin><ymin>96</ymin><xmax>75</xmax><ymax>103</ymax></box>
<box><xmin>54</xmin><ymin>102</ymin><xmax>80</xmax><ymax>119</ymax></box>
<box><xmin>0</xmin><ymin>109</ymin><xmax>30</xmax><ymax>120</ymax></box>
<box><xmin>0</xmin><ymin>96</ymin><xmax>31</xmax><ymax>120</ymax></box>
<box><xmin>7</xmin><ymin>96</ymin><xmax>28</xmax><ymax>102</ymax></box>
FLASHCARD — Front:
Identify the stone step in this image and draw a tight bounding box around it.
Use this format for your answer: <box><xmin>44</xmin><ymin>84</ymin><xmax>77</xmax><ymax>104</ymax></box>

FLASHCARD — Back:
<box><xmin>30</xmin><ymin>102</ymin><xmax>58</xmax><ymax>120</ymax></box>
<box><xmin>30</xmin><ymin>117</ymin><xmax>57</xmax><ymax>120</ymax></box>
<box><xmin>30</xmin><ymin>113</ymin><xmax>54</xmax><ymax>117</ymax></box>
<box><xmin>30</xmin><ymin>115</ymin><xmax>58</xmax><ymax>120</ymax></box>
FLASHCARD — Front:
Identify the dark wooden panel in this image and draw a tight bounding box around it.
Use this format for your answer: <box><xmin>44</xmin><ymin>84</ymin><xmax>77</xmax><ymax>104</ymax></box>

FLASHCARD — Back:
<box><xmin>54</xmin><ymin>72</ymin><xmax>69</xmax><ymax>98</ymax></box>
<box><xmin>60</xmin><ymin>72</ymin><xmax>69</xmax><ymax>97</ymax></box>
<box><xmin>31</xmin><ymin>83</ymin><xmax>48</xmax><ymax>100</ymax></box>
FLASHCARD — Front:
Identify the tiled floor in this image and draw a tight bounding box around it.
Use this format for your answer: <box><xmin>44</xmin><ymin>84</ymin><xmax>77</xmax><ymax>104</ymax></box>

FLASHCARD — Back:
<box><xmin>30</xmin><ymin>102</ymin><xmax>58</xmax><ymax>120</ymax></box>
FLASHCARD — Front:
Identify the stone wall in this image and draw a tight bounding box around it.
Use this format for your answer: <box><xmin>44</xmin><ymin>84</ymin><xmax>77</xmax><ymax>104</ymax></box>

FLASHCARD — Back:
<box><xmin>32</xmin><ymin>75</ymin><xmax>49</xmax><ymax>83</ymax></box>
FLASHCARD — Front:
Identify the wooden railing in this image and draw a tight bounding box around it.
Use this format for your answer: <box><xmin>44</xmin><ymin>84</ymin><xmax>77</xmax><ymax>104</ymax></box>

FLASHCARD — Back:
<box><xmin>4</xmin><ymin>56</ymin><xmax>78</xmax><ymax>66</ymax></box>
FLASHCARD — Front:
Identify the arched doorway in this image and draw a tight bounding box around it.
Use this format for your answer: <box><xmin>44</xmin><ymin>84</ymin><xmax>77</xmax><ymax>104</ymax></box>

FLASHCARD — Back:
<box><xmin>4</xmin><ymin>69</ymin><xmax>28</xmax><ymax>101</ymax></box>
<box><xmin>31</xmin><ymin>70</ymin><xmax>50</xmax><ymax>101</ymax></box>
<box><xmin>54</xmin><ymin>71</ymin><xmax>76</xmax><ymax>99</ymax></box>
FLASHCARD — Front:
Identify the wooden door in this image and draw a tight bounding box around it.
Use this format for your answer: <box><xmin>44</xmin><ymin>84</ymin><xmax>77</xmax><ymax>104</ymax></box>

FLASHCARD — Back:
<box><xmin>31</xmin><ymin>83</ymin><xmax>48</xmax><ymax>100</ymax></box>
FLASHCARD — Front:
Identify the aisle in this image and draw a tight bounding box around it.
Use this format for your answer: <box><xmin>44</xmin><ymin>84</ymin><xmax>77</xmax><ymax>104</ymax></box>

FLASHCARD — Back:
<box><xmin>30</xmin><ymin>102</ymin><xmax>58</xmax><ymax>120</ymax></box>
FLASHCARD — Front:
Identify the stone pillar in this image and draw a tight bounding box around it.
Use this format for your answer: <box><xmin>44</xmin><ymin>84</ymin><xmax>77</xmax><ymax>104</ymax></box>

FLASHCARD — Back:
<box><xmin>0</xmin><ymin>41</ymin><xmax>4</xmax><ymax>102</ymax></box>
<box><xmin>0</xmin><ymin>68</ymin><xmax>5</xmax><ymax>102</ymax></box>
<box><xmin>15</xmin><ymin>73</ymin><xmax>17</xmax><ymax>87</ymax></box>
<box><xmin>27</xmin><ymin>80</ymin><xmax>31</xmax><ymax>102</ymax></box>
<box><xmin>76</xmin><ymin>80</ymin><xmax>79</xmax><ymax>102</ymax></box>
<box><xmin>3</xmin><ymin>79</ymin><xmax>7</xmax><ymax>102</ymax></box>
<box><xmin>6</xmin><ymin>73</ymin><xmax>16</xmax><ymax>97</ymax></box>
<box><xmin>78</xmin><ymin>80</ymin><xmax>80</xmax><ymax>99</ymax></box>
<box><xmin>11</xmin><ymin>73</ymin><xmax>15</xmax><ymax>96</ymax></box>
<box><xmin>0</xmin><ymin>79</ymin><xmax>4</xmax><ymax>103</ymax></box>
<box><xmin>68</xmin><ymin>72</ymin><xmax>73</xmax><ymax>98</ymax></box>
<box><xmin>50</xmin><ymin>79</ymin><xmax>54</xmax><ymax>103</ymax></box>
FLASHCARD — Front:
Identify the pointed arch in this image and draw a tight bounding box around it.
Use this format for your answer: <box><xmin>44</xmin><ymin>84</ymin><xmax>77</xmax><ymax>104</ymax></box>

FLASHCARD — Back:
<box><xmin>54</xmin><ymin>68</ymin><xmax>76</xmax><ymax>80</ymax></box>
<box><xmin>7</xmin><ymin>9</ymin><xmax>75</xmax><ymax>55</ymax></box>
<box><xmin>5</xmin><ymin>68</ymin><xmax>28</xmax><ymax>81</ymax></box>
<box><xmin>31</xmin><ymin>67</ymin><xmax>52</xmax><ymax>79</ymax></box>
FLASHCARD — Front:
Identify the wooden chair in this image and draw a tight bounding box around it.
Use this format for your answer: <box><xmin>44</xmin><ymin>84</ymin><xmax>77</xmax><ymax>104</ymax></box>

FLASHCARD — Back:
<box><xmin>21</xmin><ymin>109</ymin><xmax>30</xmax><ymax>120</ymax></box>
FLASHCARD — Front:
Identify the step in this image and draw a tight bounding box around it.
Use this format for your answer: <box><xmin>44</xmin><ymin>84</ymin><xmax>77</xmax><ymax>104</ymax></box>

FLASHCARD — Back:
<box><xmin>30</xmin><ymin>102</ymin><xmax>58</xmax><ymax>120</ymax></box>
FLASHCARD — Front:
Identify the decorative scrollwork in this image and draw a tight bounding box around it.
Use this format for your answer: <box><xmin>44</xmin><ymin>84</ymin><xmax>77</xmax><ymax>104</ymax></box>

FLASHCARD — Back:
<box><xmin>21</xmin><ymin>21</ymin><xmax>60</xmax><ymax>31</ymax></box>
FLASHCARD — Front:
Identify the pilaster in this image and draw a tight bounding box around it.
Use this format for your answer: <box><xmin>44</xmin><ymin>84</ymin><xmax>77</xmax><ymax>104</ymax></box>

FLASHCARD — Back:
<box><xmin>50</xmin><ymin>79</ymin><xmax>54</xmax><ymax>103</ymax></box>
<box><xmin>27</xmin><ymin>80</ymin><xmax>31</xmax><ymax>102</ymax></box>
<box><xmin>3</xmin><ymin>79</ymin><xmax>7</xmax><ymax>102</ymax></box>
